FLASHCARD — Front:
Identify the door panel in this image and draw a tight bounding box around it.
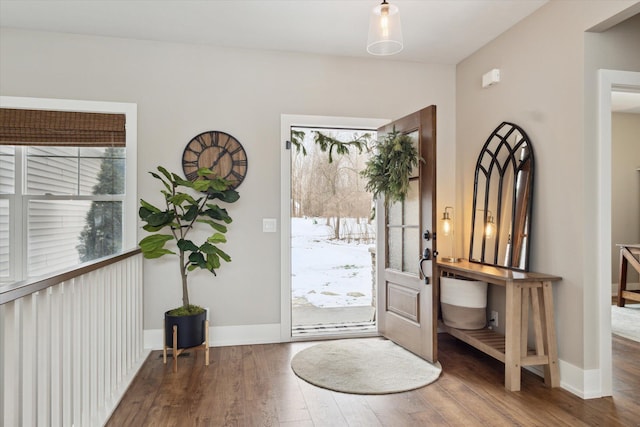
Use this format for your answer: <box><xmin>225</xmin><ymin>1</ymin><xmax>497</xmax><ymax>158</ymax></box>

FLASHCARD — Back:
<box><xmin>377</xmin><ymin>106</ymin><xmax>438</xmax><ymax>362</ymax></box>
<box><xmin>386</xmin><ymin>273</ymin><xmax>420</xmax><ymax>322</ymax></box>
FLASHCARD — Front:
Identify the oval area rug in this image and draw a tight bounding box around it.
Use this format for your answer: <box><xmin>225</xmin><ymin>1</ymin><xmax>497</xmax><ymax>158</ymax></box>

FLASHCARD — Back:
<box><xmin>290</xmin><ymin>338</ymin><xmax>442</xmax><ymax>394</ymax></box>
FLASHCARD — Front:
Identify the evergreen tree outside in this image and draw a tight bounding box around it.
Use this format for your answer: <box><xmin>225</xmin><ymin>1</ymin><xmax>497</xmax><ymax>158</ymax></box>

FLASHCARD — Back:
<box><xmin>77</xmin><ymin>147</ymin><xmax>125</xmax><ymax>262</ymax></box>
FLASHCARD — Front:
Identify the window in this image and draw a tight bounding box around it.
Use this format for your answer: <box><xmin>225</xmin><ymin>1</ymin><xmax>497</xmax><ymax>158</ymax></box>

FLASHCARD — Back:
<box><xmin>0</xmin><ymin>97</ymin><xmax>137</xmax><ymax>283</ymax></box>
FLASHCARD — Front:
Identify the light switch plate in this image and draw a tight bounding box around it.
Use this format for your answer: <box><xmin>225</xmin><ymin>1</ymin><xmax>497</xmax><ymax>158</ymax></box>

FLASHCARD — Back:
<box><xmin>263</xmin><ymin>218</ymin><xmax>277</xmax><ymax>233</ymax></box>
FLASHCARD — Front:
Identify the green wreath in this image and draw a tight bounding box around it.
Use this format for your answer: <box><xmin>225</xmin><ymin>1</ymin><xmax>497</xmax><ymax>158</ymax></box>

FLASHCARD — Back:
<box><xmin>361</xmin><ymin>128</ymin><xmax>423</xmax><ymax>206</ymax></box>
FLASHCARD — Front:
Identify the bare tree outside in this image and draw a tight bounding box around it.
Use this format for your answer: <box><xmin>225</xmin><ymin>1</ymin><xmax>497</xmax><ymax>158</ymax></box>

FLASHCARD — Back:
<box><xmin>291</xmin><ymin>128</ymin><xmax>374</xmax><ymax>241</ymax></box>
<box><xmin>290</xmin><ymin>127</ymin><xmax>377</xmax><ymax>332</ymax></box>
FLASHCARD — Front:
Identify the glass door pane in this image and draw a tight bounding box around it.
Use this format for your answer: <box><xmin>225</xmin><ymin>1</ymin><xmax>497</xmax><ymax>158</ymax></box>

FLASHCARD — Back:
<box><xmin>386</xmin><ymin>131</ymin><xmax>420</xmax><ymax>276</ymax></box>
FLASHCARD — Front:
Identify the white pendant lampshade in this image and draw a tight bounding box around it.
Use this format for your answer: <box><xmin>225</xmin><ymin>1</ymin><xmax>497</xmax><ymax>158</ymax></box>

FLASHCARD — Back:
<box><xmin>367</xmin><ymin>0</ymin><xmax>403</xmax><ymax>56</ymax></box>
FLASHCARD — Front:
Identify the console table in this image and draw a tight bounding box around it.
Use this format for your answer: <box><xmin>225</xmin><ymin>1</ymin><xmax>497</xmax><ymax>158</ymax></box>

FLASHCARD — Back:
<box><xmin>617</xmin><ymin>243</ymin><xmax>640</xmax><ymax>307</ymax></box>
<box><xmin>437</xmin><ymin>259</ymin><xmax>562</xmax><ymax>391</ymax></box>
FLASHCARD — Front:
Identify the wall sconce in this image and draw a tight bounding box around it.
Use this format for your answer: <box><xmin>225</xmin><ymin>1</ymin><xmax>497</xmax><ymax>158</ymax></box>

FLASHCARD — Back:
<box><xmin>485</xmin><ymin>211</ymin><xmax>496</xmax><ymax>239</ymax></box>
<box><xmin>440</xmin><ymin>206</ymin><xmax>460</xmax><ymax>262</ymax></box>
<box><xmin>366</xmin><ymin>0</ymin><xmax>403</xmax><ymax>56</ymax></box>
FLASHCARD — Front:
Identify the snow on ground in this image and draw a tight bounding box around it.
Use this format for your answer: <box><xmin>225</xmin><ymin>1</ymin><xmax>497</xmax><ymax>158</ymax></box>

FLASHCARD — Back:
<box><xmin>292</xmin><ymin>217</ymin><xmax>375</xmax><ymax>308</ymax></box>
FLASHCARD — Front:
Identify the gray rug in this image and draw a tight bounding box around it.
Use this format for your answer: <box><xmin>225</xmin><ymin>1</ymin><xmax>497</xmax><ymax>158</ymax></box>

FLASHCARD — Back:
<box><xmin>612</xmin><ymin>304</ymin><xmax>640</xmax><ymax>342</ymax></box>
<box><xmin>290</xmin><ymin>338</ymin><xmax>442</xmax><ymax>394</ymax></box>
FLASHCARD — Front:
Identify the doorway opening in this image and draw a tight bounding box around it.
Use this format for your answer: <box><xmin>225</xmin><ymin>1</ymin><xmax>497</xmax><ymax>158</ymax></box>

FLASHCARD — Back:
<box><xmin>289</xmin><ymin>126</ymin><xmax>377</xmax><ymax>337</ymax></box>
<box><xmin>596</xmin><ymin>70</ymin><xmax>640</xmax><ymax>397</ymax></box>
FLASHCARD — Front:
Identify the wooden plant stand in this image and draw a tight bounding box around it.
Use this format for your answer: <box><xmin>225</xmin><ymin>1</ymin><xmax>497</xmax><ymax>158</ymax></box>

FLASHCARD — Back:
<box><xmin>163</xmin><ymin>320</ymin><xmax>210</xmax><ymax>372</ymax></box>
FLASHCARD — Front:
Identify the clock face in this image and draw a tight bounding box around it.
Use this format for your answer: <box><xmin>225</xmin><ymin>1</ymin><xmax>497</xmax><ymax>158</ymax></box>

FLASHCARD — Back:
<box><xmin>182</xmin><ymin>131</ymin><xmax>248</xmax><ymax>190</ymax></box>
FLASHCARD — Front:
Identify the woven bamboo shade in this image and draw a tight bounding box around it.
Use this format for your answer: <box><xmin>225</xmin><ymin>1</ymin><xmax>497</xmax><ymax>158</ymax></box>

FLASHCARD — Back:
<box><xmin>0</xmin><ymin>108</ymin><xmax>126</xmax><ymax>146</ymax></box>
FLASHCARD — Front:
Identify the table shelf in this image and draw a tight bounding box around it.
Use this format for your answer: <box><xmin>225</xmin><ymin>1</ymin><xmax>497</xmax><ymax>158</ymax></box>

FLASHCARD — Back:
<box><xmin>437</xmin><ymin>259</ymin><xmax>561</xmax><ymax>391</ymax></box>
<box><xmin>440</xmin><ymin>322</ymin><xmax>506</xmax><ymax>362</ymax></box>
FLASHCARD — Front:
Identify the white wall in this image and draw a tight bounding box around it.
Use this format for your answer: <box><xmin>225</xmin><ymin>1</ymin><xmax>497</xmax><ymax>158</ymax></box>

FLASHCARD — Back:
<box><xmin>611</xmin><ymin>113</ymin><xmax>640</xmax><ymax>285</ymax></box>
<box><xmin>456</xmin><ymin>0</ymin><xmax>639</xmax><ymax>395</ymax></box>
<box><xmin>0</xmin><ymin>29</ymin><xmax>456</xmax><ymax>335</ymax></box>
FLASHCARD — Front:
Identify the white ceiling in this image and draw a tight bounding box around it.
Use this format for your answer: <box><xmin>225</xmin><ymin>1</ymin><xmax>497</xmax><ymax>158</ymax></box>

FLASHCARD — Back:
<box><xmin>3</xmin><ymin>0</ymin><xmax>637</xmax><ymax>112</ymax></box>
<box><xmin>0</xmin><ymin>0</ymin><xmax>549</xmax><ymax>64</ymax></box>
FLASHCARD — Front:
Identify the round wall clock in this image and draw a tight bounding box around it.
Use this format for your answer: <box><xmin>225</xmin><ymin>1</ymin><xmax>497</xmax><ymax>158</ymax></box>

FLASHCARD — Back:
<box><xmin>181</xmin><ymin>130</ymin><xmax>248</xmax><ymax>190</ymax></box>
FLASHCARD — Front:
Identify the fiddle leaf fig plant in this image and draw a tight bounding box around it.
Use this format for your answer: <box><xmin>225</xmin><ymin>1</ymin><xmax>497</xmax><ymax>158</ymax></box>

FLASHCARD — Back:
<box><xmin>361</xmin><ymin>127</ymin><xmax>423</xmax><ymax>206</ymax></box>
<box><xmin>138</xmin><ymin>166</ymin><xmax>239</xmax><ymax>314</ymax></box>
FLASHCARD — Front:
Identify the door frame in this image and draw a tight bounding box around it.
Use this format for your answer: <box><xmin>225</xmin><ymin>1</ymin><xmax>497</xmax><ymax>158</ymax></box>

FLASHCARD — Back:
<box><xmin>596</xmin><ymin>69</ymin><xmax>640</xmax><ymax>397</ymax></box>
<box><xmin>280</xmin><ymin>114</ymin><xmax>388</xmax><ymax>342</ymax></box>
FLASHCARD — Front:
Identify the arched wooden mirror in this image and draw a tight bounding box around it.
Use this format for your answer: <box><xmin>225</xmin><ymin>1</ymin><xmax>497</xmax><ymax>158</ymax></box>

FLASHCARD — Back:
<box><xmin>469</xmin><ymin>122</ymin><xmax>534</xmax><ymax>271</ymax></box>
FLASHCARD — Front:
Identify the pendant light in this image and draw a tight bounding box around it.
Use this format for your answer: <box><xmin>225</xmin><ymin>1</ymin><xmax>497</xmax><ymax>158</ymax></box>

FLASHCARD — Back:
<box><xmin>367</xmin><ymin>0</ymin><xmax>403</xmax><ymax>56</ymax></box>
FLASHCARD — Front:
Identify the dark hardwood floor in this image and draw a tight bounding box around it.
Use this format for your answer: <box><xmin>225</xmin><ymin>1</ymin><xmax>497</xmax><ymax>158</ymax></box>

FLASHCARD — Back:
<box><xmin>106</xmin><ymin>333</ymin><xmax>640</xmax><ymax>426</ymax></box>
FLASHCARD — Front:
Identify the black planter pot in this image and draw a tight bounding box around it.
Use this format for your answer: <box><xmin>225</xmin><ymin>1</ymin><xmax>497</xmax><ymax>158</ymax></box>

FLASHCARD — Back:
<box><xmin>164</xmin><ymin>310</ymin><xmax>207</xmax><ymax>349</ymax></box>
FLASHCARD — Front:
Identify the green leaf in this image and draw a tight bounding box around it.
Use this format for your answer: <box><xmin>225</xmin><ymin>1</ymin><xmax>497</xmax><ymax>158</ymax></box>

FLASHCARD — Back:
<box><xmin>189</xmin><ymin>252</ymin><xmax>207</xmax><ymax>269</ymax></box>
<box><xmin>168</xmin><ymin>193</ymin><xmax>196</xmax><ymax>206</ymax></box>
<box><xmin>199</xmin><ymin>242</ymin><xmax>216</xmax><ymax>254</ymax></box>
<box><xmin>205</xmin><ymin>189</ymin><xmax>224</xmax><ymax>200</ymax></box>
<box><xmin>142</xmin><ymin>249</ymin><xmax>175</xmax><ymax>259</ymax></box>
<box><xmin>207</xmin><ymin>178</ymin><xmax>231</xmax><ymax>192</ymax></box>
<box><xmin>182</xmin><ymin>204</ymin><xmax>199</xmax><ymax>222</ymax></box>
<box><xmin>207</xmin><ymin>233</ymin><xmax>227</xmax><ymax>244</ymax></box>
<box><xmin>212</xmin><ymin>246</ymin><xmax>231</xmax><ymax>263</ymax></box>
<box><xmin>139</xmin><ymin>199</ymin><xmax>161</xmax><ymax>213</ymax></box>
<box><xmin>143</xmin><ymin>211</ymin><xmax>174</xmax><ymax>227</ymax></box>
<box><xmin>139</xmin><ymin>234</ymin><xmax>175</xmax><ymax>258</ymax></box>
<box><xmin>197</xmin><ymin>167</ymin><xmax>215</xmax><ymax>177</ymax></box>
<box><xmin>157</xmin><ymin>166</ymin><xmax>173</xmax><ymax>181</ymax></box>
<box><xmin>139</xmin><ymin>199</ymin><xmax>161</xmax><ymax>216</ymax></box>
<box><xmin>152</xmin><ymin>168</ymin><xmax>173</xmax><ymax>192</ymax></box>
<box><xmin>203</xmin><ymin>205</ymin><xmax>232</xmax><ymax>223</ymax></box>
<box><xmin>220</xmin><ymin>189</ymin><xmax>240</xmax><ymax>203</ymax></box>
<box><xmin>192</xmin><ymin>180</ymin><xmax>210</xmax><ymax>192</ymax></box>
<box><xmin>139</xmin><ymin>206</ymin><xmax>155</xmax><ymax>221</ymax></box>
<box><xmin>177</xmin><ymin>178</ymin><xmax>197</xmax><ymax>190</ymax></box>
<box><xmin>139</xmin><ymin>233</ymin><xmax>173</xmax><ymax>247</ymax></box>
<box><xmin>196</xmin><ymin>219</ymin><xmax>228</xmax><ymax>233</ymax></box>
<box><xmin>177</xmin><ymin>239</ymin><xmax>199</xmax><ymax>252</ymax></box>
<box><xmin>142</xmin><ymin>223</ymin><xmax>168</xmax><ymax>232</ymax></box>
<box><xmin>206</xmin><ymin>253</ymin><xmax>221</xmax><ymax>270</ymax></box>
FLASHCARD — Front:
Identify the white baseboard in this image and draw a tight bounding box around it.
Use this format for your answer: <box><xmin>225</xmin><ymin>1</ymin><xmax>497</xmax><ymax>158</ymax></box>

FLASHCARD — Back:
<box><xmin>525</xmin><ymin>361</ymin><xmax>603</xmax><ymax>399</ymax></box>
<box><xmin>530</xmin><ymin>359</ymin><xmax>603</xmax><ymax>398</ymax></box>
<box><xmin>144</xmin><ymin>323</ymin><xmax>282</xmax><ymax>350</ymax></box>
<box><xmin>557</xmin><ymin>359</ymin><xmax>606</xmax><ymax>399</ymax></box>
<box><xmin>102</xmin><ymin>348</ymin><xmax>152</xmax><ymax>424</ymax></box>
